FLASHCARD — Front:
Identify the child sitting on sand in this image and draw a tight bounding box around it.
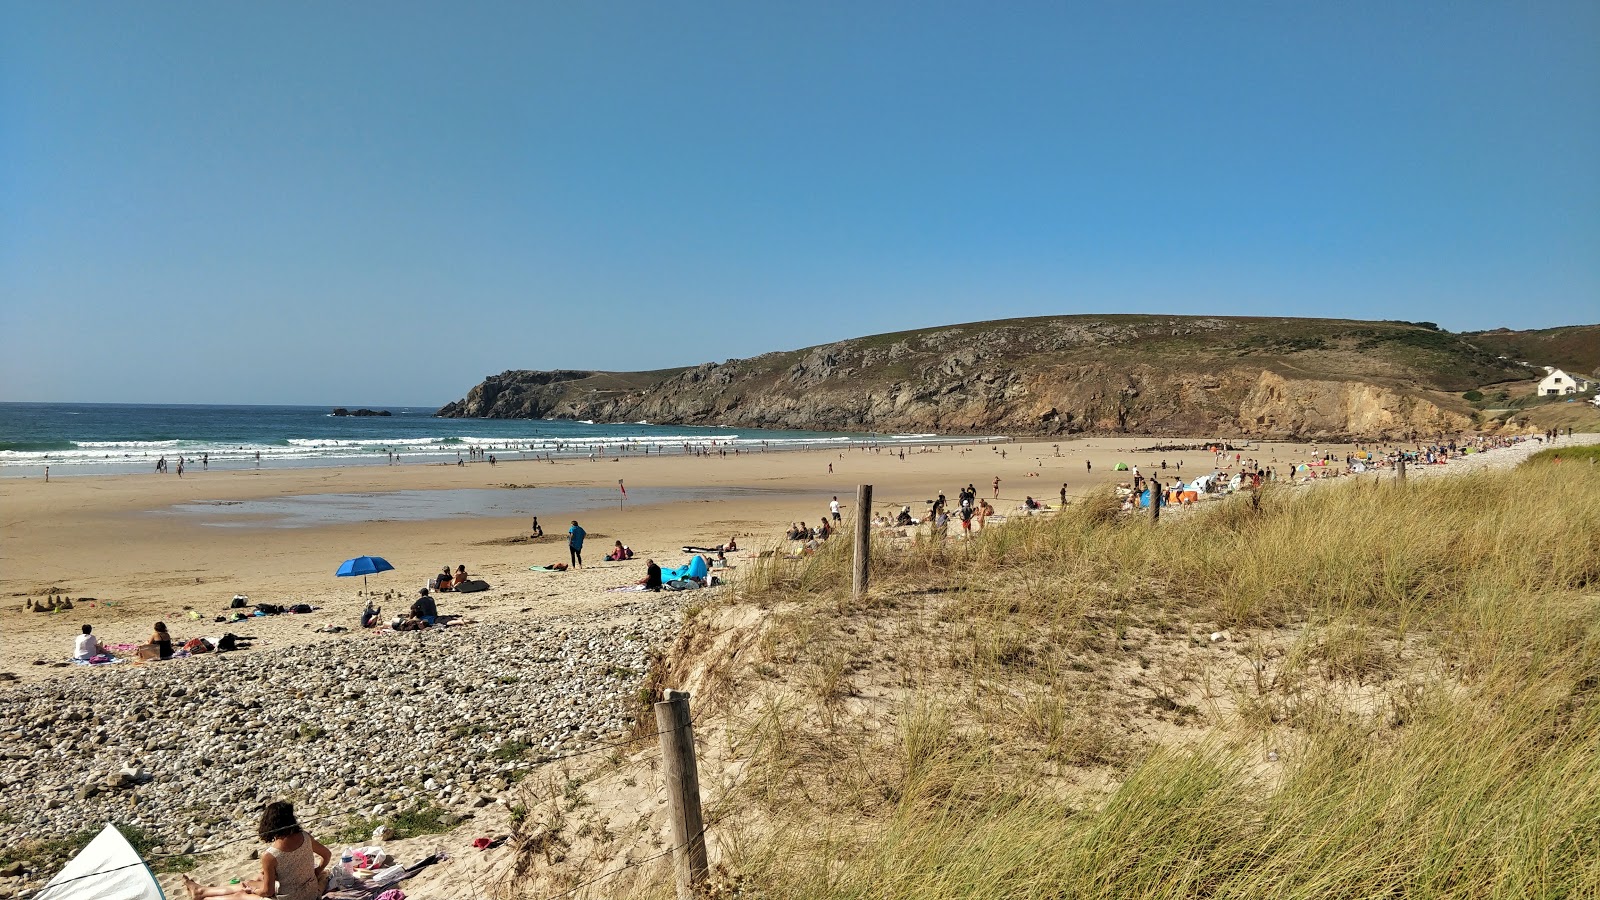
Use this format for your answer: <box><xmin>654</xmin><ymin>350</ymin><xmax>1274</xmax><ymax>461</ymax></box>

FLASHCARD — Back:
<box><xmin>184</xmin><ymin>801</ymin><xmax>331</xmax><ymax>900</ymax></box>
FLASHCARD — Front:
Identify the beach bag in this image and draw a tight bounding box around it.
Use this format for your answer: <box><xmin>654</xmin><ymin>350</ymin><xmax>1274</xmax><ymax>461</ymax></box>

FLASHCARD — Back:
<box><xmin>255</xmin><ymin>603</ymin><xmax>284</xmax><ymax>616</ymax></box>
<box><xmin>184</xmin><ymin>638</ymin><xmax>212</xmax><ymax>655</ymax></box>
<box><xmin>136</xmin><ymin>644</ymin><xmax>161</xmax><ymax>661</ymax></box>
<box><xmin>230</xmin><ymin>595</ymin><xmax>248</xmax><ymax>609</ymax></box>
<box><xmin>289</xmin><ymin>603</ymin><xmax>313</xmax><ymax>614</ymax></box>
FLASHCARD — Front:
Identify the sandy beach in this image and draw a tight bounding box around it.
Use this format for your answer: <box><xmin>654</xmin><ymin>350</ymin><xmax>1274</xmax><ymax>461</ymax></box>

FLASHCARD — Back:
<box><xmin>1</xmin><ymin>435</ymin><xmax>1370</xmax><ymax>679</ymax></box>
<box><xmin>3</xmin><ymin>430</ymin><xmax>1589</xmax><ymax>900</ymax></box>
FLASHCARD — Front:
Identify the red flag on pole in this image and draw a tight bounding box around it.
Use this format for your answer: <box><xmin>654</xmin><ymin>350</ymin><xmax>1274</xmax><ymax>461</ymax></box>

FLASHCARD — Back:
<box><xmin>619</xmin><ymin>479</ymin><xmax>626</xmax><ymax>496</ymax></box>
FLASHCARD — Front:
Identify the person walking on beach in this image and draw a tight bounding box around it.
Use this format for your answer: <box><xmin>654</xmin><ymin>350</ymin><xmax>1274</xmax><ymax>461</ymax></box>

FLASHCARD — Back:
<box><xmin>1060</xmin><ymin>483</ymin><xmax>1067</xmax><ymax>507</ymax></box>
<box><xmin>1086</xmin><ymin>459</ymin><xmax>1092</xmax><ymax>473</ymax></box>
<box><xmin>568</xmin><ymin>520</ymin><xmax>586</xmax><ymax>568</ymax></box>
<box><xmin>830</xmin><ymin>496</ymin><xmax>842</xmax><ymax>523</ymax></box>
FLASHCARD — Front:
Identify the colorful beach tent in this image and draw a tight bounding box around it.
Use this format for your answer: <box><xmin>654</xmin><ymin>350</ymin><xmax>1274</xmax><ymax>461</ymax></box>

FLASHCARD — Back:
<box><xmin>37</xmin><ymin>824</ymin><xmax>164</xmax><ymax>900</ymax></box>
<box><xmin>1113</xmin><ymin>463</ymin><xmax>1129</xmax><ymax>471</ymax></box>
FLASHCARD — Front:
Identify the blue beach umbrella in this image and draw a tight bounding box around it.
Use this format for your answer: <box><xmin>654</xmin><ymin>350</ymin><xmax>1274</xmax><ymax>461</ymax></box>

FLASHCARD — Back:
<box><xmin>335</xmin><ymin>555</ymin><xmax>395</xmax><ymax>590</ymax></box>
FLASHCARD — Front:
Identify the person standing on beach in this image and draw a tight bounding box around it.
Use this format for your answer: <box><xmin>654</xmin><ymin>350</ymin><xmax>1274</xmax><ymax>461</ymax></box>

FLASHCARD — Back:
<box><xmin>993</xmin><ymin>476</ymin><xmax>1001</xmax><ymax>499</ymax></box>
<box><xmin>1086</xmin><ymin>459</ymin><xmax>1092</xmax><ymax>473</ymax></box>
<box><xmin>568</xmin><ymin>520</ymin><xmax>586</xmax><ymax>568</ymax></box>
<box><xmin>830</xmin><ymin>496</ymin><xmax>842</xmax><ymax>523</ymax></box>
<box><xmin>1060</xmin><ymin>483</ymin><xmax>1067</xmax><ymax>507</ymax></box>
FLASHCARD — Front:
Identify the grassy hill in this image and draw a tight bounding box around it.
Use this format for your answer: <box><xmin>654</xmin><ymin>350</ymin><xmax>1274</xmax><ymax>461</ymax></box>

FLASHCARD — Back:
<box><xmin>1465</xmin><ymin>324</ymin><xmax>1600</xmax><ymax>378</ymax></box>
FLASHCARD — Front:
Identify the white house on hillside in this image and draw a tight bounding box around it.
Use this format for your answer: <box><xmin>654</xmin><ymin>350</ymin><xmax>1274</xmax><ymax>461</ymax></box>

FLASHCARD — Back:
<box><xmin>1538</xmin><ymin>368</ymin><xmax>1591</xmax><ymax>396</ymax></box>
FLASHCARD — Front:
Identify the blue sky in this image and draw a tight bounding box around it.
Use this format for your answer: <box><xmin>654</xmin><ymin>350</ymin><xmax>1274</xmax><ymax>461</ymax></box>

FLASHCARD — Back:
<box><xmin>2</xmin><ymin>1</ymin><xmax>1596</xmax><ymax>405</ymax></box>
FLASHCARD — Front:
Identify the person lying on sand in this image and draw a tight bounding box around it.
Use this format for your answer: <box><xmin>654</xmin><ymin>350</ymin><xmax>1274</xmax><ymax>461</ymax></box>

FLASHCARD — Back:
<box><xmin>184</xmin><ymin>800</ymin><xmax>330</xmax><ymax>900</ymax></box>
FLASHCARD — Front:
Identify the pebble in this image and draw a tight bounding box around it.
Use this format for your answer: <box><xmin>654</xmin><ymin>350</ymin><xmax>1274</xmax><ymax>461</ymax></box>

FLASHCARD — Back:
<box><xmin>0</xmin><ymin>598</ymin><xmax>686</xmax><ymax>877</ymax></box>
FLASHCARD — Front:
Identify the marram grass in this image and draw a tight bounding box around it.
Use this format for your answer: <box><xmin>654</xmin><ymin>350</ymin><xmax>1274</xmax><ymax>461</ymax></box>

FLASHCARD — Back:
<box><xmin>696</xmin><ymin>462</ymin><xmax>1600</xmax><ymax>899</ymax></box>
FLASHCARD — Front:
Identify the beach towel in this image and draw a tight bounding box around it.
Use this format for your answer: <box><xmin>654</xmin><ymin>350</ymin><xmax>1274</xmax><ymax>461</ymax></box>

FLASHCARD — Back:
<box><xmin>606</xmin><ymin>584</ymin><xmax>648</xmax><ymax>593</ymax></box>
<box><xmin>71</xmin><ymin>655</ymin><xmax>124</xmax><ymax>666</ymax></box>
<box><xmin>321</xmin><ymin>854</ymin><xmax>441</xmax><ymax>900</ymax></box>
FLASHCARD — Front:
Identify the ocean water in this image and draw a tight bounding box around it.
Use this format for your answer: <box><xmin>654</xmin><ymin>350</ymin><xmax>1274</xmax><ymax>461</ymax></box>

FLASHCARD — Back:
<box><xmin>0</xmin><ymin>403</ymin><xmax>965</xmax><ymax>477</ymax></box>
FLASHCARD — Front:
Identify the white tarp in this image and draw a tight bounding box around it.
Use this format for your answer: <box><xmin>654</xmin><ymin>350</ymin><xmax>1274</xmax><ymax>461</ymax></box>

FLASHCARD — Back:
<box><xmin>37</xmin><ymin>824</ymin><xmax>165</xmax><ymax>900</ymax></box>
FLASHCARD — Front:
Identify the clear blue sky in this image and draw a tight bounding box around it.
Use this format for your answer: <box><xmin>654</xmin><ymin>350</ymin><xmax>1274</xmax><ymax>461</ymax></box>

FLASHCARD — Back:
<box><xmin>2</xmin><ymin>2</ymin><xmax>1596</xmax><ymax>406</ymax></box>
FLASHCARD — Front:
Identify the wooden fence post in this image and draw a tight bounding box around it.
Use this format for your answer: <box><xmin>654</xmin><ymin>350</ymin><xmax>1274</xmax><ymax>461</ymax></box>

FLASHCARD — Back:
<box><xmin>1396</xmin><ymin>457</ymin><xmax>1407</xmax><ymax>484</ymax></box>
<box><xmin>1149</xmin><ymin>478</ymin><xmax>1160</xmax><ymax>523</ymax></box>
<box><xmin>654</xmin><ymin>691</ymin><xmax>707</xmax><ymax>899</ymax></box>
<box><xmin>853</xmin><ymin>484</ymin><xmax>872</xmax><ymax>600</ymax></box>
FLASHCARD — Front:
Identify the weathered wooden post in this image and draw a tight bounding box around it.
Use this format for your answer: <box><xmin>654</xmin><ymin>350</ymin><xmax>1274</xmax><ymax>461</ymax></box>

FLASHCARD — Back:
<box><xmin>1149</xmin><ymin>478</ymin><xmax>1160</xmax><ymax>523</ymax></box>
<box><xmin>853</xmin><ymin>484</ymin><xmax>872</xmax><ymax>600</ymax></box>
<box><xmin>1396</xmin><ymin>457</ymin><xmax>1407</xmax><ymax>484</ymax></box>
<box><xmin>654</xmin><ymin>691</ymin><xmax>707</xmax><ymax>899</ymax></box>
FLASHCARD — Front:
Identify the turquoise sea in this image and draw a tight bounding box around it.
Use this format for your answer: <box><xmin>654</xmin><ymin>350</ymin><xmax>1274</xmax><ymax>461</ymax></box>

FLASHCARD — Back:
<box><xmin>0</xmin><ymin>403</ymin><xmax>958</xmax><ymax>477</ymax></box>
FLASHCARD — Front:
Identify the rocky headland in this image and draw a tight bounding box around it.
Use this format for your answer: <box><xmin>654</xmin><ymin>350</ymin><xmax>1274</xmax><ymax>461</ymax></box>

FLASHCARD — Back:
<box><xmin>438</xmin><ymin>315</ymin><xmax>1579</xmax><ymax>440</ymax></box>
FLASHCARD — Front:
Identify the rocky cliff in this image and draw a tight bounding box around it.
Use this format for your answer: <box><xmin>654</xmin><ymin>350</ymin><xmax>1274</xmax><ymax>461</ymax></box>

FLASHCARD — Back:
<box><xmin>438</xmin><ymin>315</ymin><xmax>1540</xmax><ymax>439</ymax></box>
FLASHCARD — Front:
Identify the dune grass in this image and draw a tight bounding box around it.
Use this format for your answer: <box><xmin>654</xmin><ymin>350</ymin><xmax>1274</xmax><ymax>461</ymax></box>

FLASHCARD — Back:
<box><xmin>705</xmin><ymin>463</ymin><xmax>1600</xmax><ymax>899</ymax></box>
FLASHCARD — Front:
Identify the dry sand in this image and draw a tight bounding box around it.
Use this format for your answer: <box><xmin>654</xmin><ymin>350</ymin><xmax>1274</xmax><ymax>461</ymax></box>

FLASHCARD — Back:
<box><xmin>1</xmin><ymin>436</ymin><xmax>1356</xmax><ymax>681</ymax></box>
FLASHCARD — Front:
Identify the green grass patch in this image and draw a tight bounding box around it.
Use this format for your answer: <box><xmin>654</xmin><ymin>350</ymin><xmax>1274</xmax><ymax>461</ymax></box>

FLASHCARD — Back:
<box><xmin>492</xmin><ymin>739</ymin><xmax>532</xmax><ymax>761</ymax></box>
<box><xmin>1525</xmin><ymin>445</ymin><xmax>1600</xmax><ymax>465</ymax></box>
<box><xmin>330</xmin><ymin>803</ymin><xmax>455</xmax><ymax>845</ymax></box>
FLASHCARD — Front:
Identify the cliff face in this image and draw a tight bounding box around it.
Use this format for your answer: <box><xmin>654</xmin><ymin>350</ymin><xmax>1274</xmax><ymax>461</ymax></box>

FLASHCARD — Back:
<box><xmin>439</xmin><ymin>315</ymin><xmax>1529</xmax><ymax>439</ymax></box>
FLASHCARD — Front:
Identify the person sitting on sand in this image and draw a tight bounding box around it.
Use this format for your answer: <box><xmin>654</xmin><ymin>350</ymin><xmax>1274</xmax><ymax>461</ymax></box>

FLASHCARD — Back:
<box><xmin>530</xmin><ymin>517</ymin><xmax>544</xmax><ymax>538</ymax></box>
<box><xmin>184</xmin><ymin>800</ymin><xmax>330</xmax><ymax>900</ymax></box>
<box><xmin>642</xmin><ymin>559</ymin><xmax>663</xmax><ymax>592</ymax></box>
<box><xmin>360</xmin><ymin>600</ymin><xmax>382</xmax><ymax>629</ymax></box>
<box><xmin>433</xmin><ymin>567</ymin><xmax>454</xmax><ymax>592</ymax></box>
<box><xmin>453</xmin><ymin>564</ymin><xmax>470</xmax><ymax>588</ymax></box>
<box><xmin>606</xmin><ymin>541</ymin><xmax>633</xmax><ymax>562</ymax></box>
<box><xmin>724</xmin><ymin>536</ymin><xmax>738</xmax><ymax>552</ymax></box>
<box><xmin>149</xmin><ymin>622</ymin><xmax>174</xmax><ymax>660</ymax></box>
<box><xmin>74</xmin><ymin>624</ymin><xmax>107</xmax><ymax>661</ymax></box>
<box><xmin>410</xmin><ymin>588</ymin><xmax>438</xmax><ymax>627</ymax></box>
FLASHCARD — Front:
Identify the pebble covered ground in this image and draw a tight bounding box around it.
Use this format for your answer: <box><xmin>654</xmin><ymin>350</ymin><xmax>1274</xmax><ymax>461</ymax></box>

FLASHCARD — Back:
<box><xmin>0</xmin><ymin>596</ymin><xmax>687</xmax><ymax>898</ymax></box>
